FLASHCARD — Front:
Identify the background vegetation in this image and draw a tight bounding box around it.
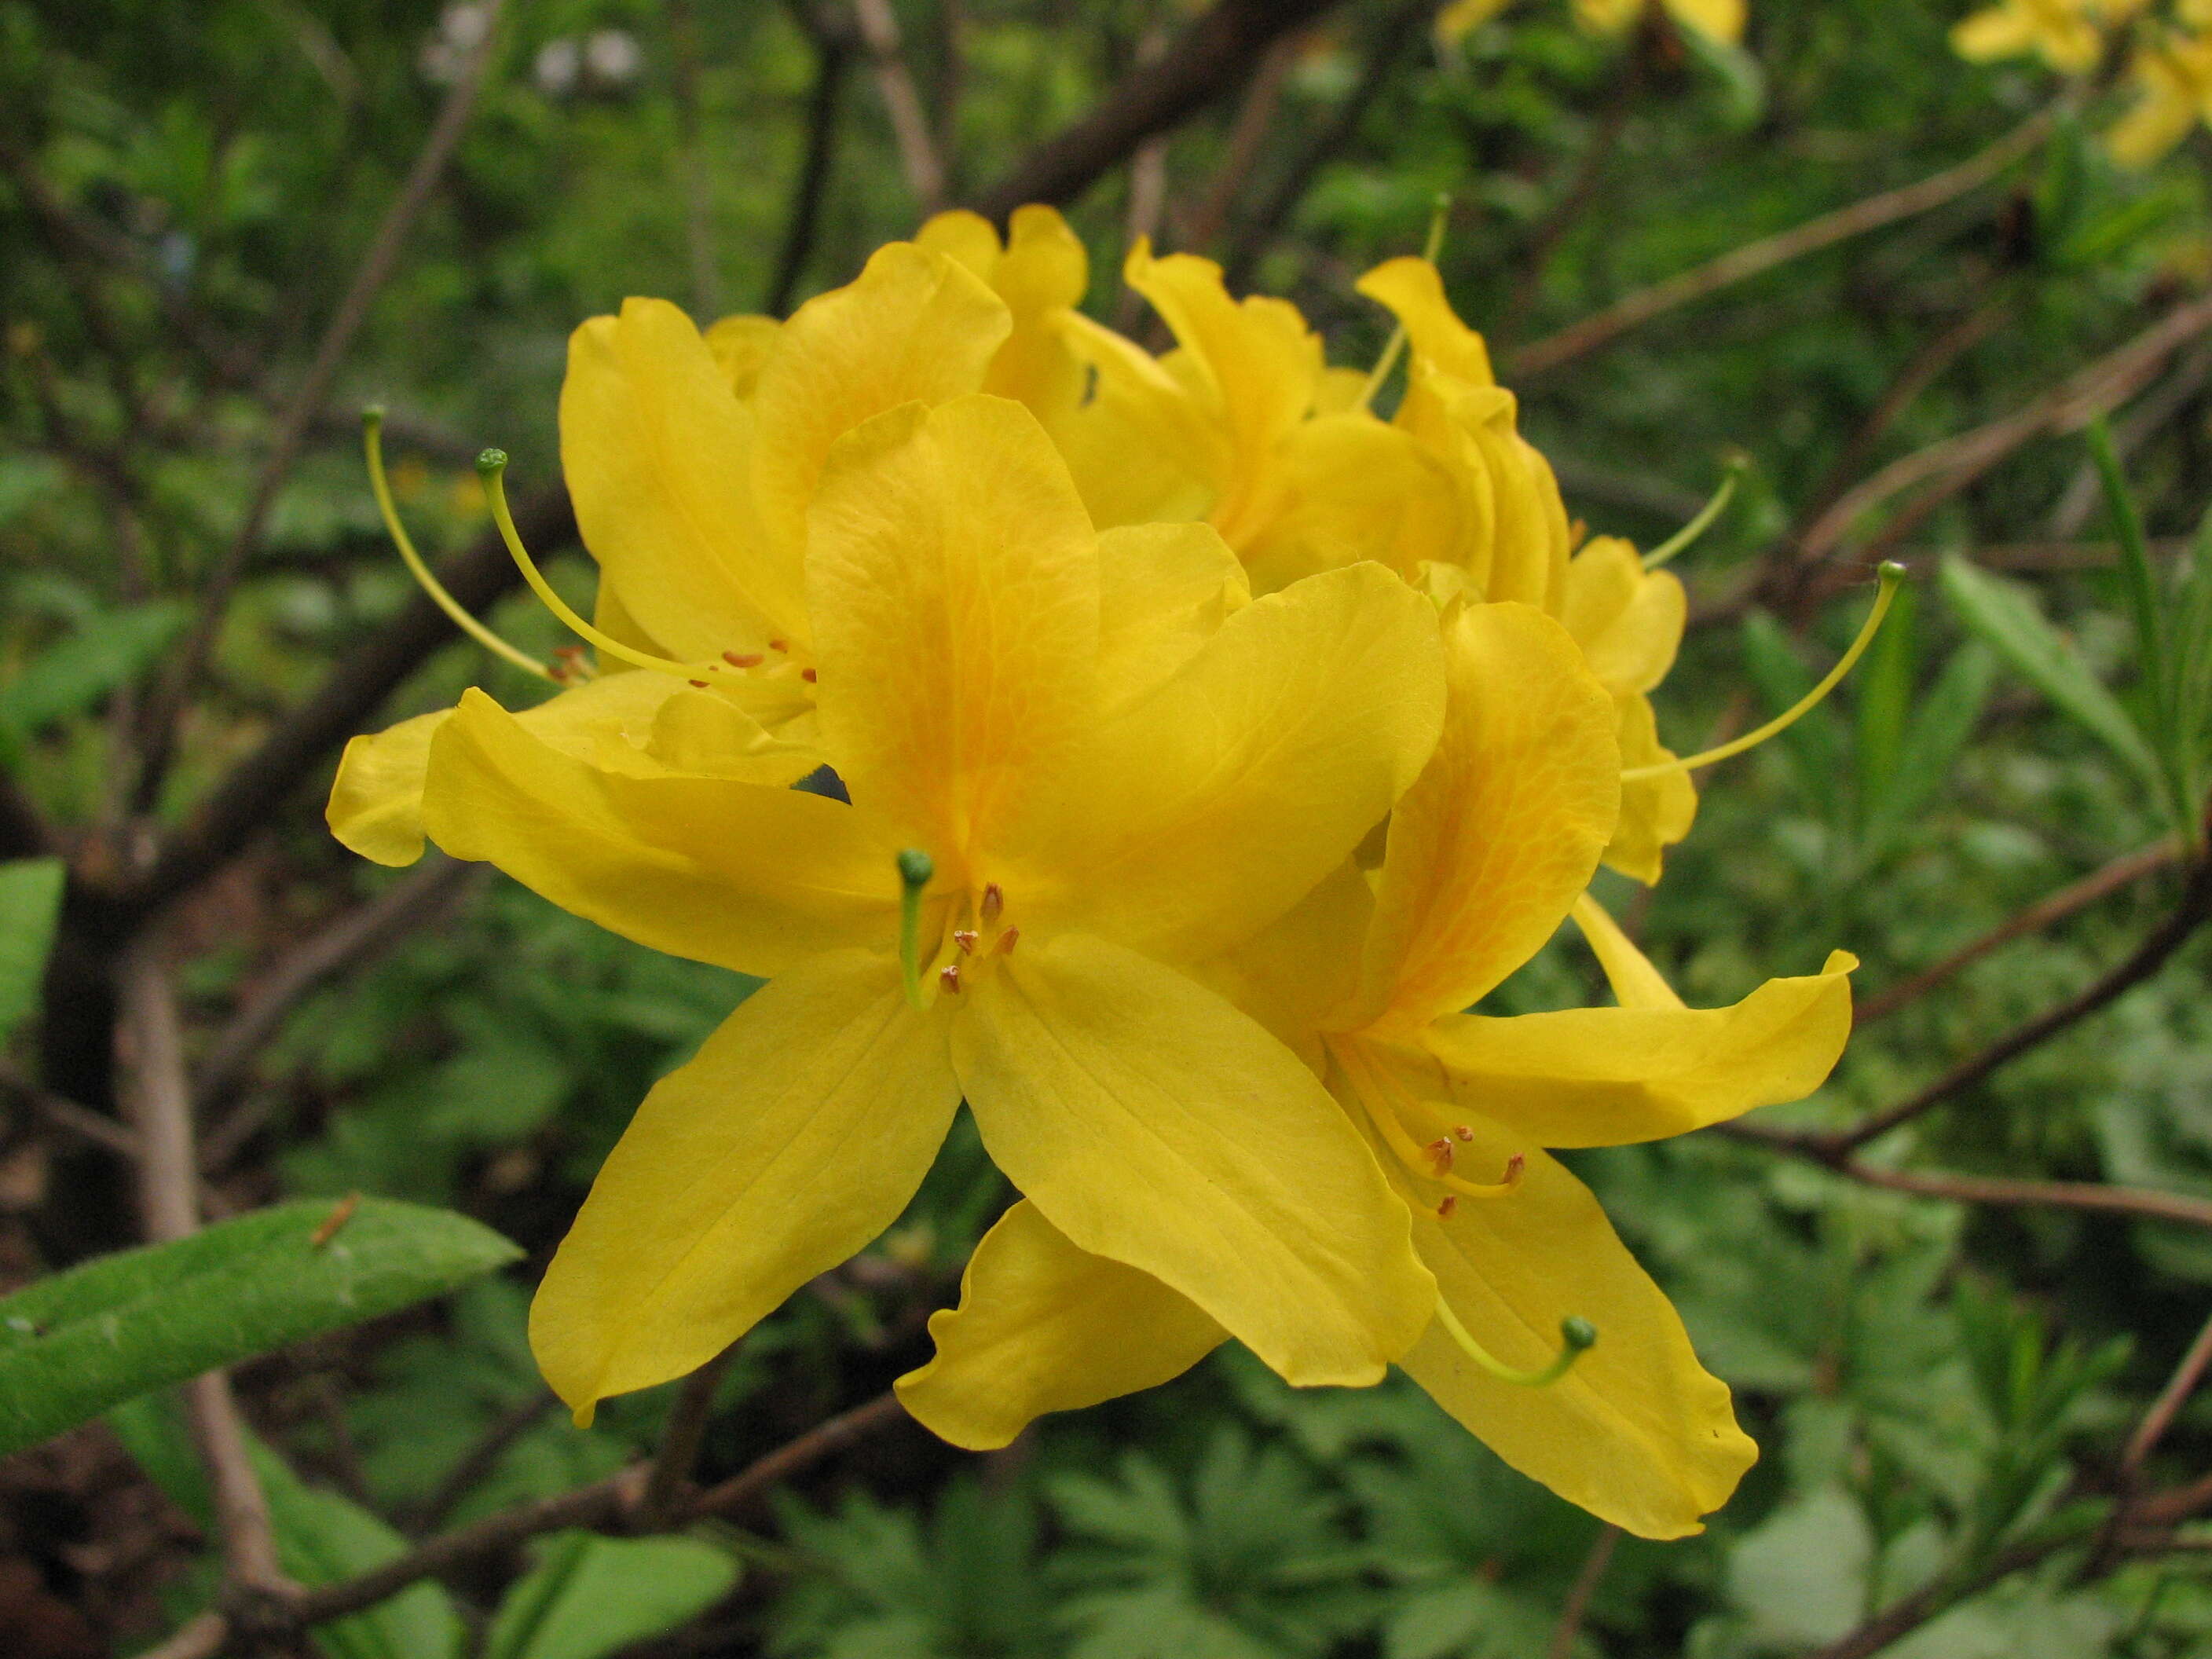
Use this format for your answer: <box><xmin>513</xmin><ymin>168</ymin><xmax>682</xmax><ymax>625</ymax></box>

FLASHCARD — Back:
<box><xmin>5</xmin><ymin>1</ymin><xmax>2212</xmax><ymax>1654</ymax></box>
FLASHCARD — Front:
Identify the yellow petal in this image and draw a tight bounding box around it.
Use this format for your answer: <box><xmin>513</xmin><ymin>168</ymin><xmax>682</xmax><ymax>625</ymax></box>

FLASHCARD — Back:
<box><xmin>1570</xmin><ymin>892</ymin><xmax>1682</xmax><ymax>1009</ymax></box>
<box><xmin>1053</xmin><ymin>311</ymin><xmax>1223</xmax><ymax>527</ymax></box>
<box><xmin>1604</xmin><ymin>693</ymin><xmax>1697</xmax><ymax>884</ymax></box>
<box><xmin>703</xmin><ymin>314</ymin><xmax>782</xmax><ymax>399</ymax></box>
<box><xmin>422</xmin><ymin>688</ymin><xmax>896</xmax><ymax>977</ymax></box>
<box><xmin>895</xmin><ymin>1199</ymin><xmax>1226</xmax><ymax>1450</ymax></box>
<box><xmin>328</xmin><ymin>672</ymin><xmax>690</xmax><ymax>868</ymax></box>
<box><xmin>1400</xmin><ymin>1140</ymin><xmax>1757</xmax><ymax>1539</ymax></box>
<box><xmin>1435</xmin><ymin>0</ymin><xmax>1520</xmax><ymax>45</ymax></box>
<box><xmin>532</xmin><ymin>949</ymin><xmax>958</xmax><ymax>1416</ymax></box>
<box><xmin>913</xmin><ymin>208</ymin><xmax>1003</xmax><ymax>279</ymax></box>
<box><xmin>1354</xmin><ymin>258</ymin><xmax>1496</xmax><ymax>390</ymax></box>
<box><xmin>1415</xmin><ymin>950</ymin><xmax>1856</xmax><ymax>1146</ymax></box>
<box><xmin>1576</xmin><ymin>0</ymin><xmax>1647</xmax><ymax>33</ymax></box>
<box><xmin>954</xmin><ymin>932</ymin><xmax>1434</xmax><ymax>1387</ymax></box>
<box><xmin>805</xmin><ymin>395</ymin><xmax>1098</xmax><ymax>877</ymax></box>
<box><xmin>1665</xmin><ymin>0</ymin><xmax>1745</xmax><ymax>42</ymax></box>
<box><xmin>560</xmin><ymin>298</ymin><xmax>796</xmax><ymax>659</ymax></box>
<box><xmin>1095</xmin><ymin>521</ymin><xmax>1250</xmax><ymax>715</ymax></box>
<box><xmin>1240</xmin><ymin>414</ymin><xmax>1464</xmax><ymax>596</ymax></box>
<box><xmin>1192</xmin><ymin>857</ymin><xmax>1374</xmax><ymax>1068</ymax></box>
<box><xmin>1557</xmin><ymin>537</ymin><xmax>1684</xmax><ymax>697</ymax></box>
<box><xmin>985</xmin><ymin>205</ymin><xmax>1092</xmax><ymax>422</ymax></box>
<box><xmin>1043</xmin><ymin>562</ymin><xmax>1444</xmax><ymax>962</ymax></box>
<box><xmin>588</xmin><ymin>686</ymin><xmax>821</xmax><ymax>784</ymax></box>
<box><xmin>1355</xmin><ymin>603</ymin><xmax>1619</xmax><ymax>1033</ymax></box>
<box><xmin>749</xmin><ymin>242</ymin><xmax>1009</xmax><ymax>581</ymax></box>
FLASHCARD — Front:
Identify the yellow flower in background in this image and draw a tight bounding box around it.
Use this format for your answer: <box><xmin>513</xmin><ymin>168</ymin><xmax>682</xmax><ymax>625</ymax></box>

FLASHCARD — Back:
<box><xmin>1436</xmin><ymin>0</ymin><xmax>1746</xmax><ymax>46</ymax></box>
<box><xmin>1950</xmin><ymin>0</ymin><xmax>2108</xmax><ymax>71</ymax></box>
<box><xmin>898</xmin><ymin>600</ymin><xmax>1856</xmax><ymax>1540</ymax></box>
<box><xmin>2108</xmin><ymin>25</ymin><xmax>2212</xmax><ymax>166</ymax></box>
<box><xmin>375</xmin><ymin>392</ymin><xmax>1453</xmax><ymax>1422</ymax></box>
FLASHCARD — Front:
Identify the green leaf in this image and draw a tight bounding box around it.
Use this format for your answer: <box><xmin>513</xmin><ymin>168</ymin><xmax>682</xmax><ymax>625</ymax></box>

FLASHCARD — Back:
<box><xmin>0</xmin><ymin>1197</ymin><xmax>520</xmax><ymax>1457</ymax></box>
<box><xmin>1938</xmin><ymin>552</ymin><xmax>2162</xmax><ymax>788</ymax></box>
<box><xmin>1724</xmin><ymin>1485</ymin><xmax>1873</xmax><ymax>1646</ymax></box>
<box><xmin>109</xmin><ymin>1394</ymin><xmax>466</xmax><ymax>1659</ymax></box>
<box><xmin>485</xmin><ymin>1530</ymin><xmax>738</xmax><ymax>1659</ymax></box>
<box><xmin>0</xmin><ymin>599</ymin><xmax>191</xmax><ymax>760</ymax></box>
<box><xmin>1860</xmin><ymin>642</ymin><xmax>1998</xmax><ymax>865</ymax></box>
<box><xmin>0</xmin><ymin>856</ymin><xmax>64</xmax><ymax>1046</ymax></box>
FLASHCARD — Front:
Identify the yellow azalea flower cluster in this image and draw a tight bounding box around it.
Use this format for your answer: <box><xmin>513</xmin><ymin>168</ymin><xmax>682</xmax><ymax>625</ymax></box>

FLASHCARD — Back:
<box><xmin>1952</xmin><ymin>0</ymin><xmax>2212</xmax><ymax>167</ymax></box>
<box><xmin>1434</xmin><ymin>0</ymin><xmax>1747</xmax><ymax>49</ymax></box>
<box><xmin>329</xmin><ymin>210</ymin><xmax>1856</xmax><ymax>1540</ymax></box>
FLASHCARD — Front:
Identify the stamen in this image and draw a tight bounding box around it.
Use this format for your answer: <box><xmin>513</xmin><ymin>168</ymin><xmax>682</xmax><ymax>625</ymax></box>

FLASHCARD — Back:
<box><xmin>478</xmin><ymin>450</ymin><xmax>706</xmax><ymax>680</ymax></box>
<box><xmin>896</xmin><ymin>849</ymin><xmax>934</xmax><ymax>1013</ymax></box>
<box><xmin>362</xmin><ymin>411</ymin><xmax>552</xmax><ymax>679</ymax></box>
<box><xmin>1452</xmin><ymin>1125</ymin><xmax>1475</xmax><ymax>1143</ymax></box>
<box><xmin>1622</xmin><ymin>562</ymin><xmax>1906</xmax><ymax>782</ymax></box>
<box><xmin>723</xmin><ymin>650</ymin><xmax>764</xmax><ymax>668</ymax></box>
<box><xmin>688</xmin><ymin>679</ymin><xmax>709</xmax><ymax>687</ymax></box>
<box><xmin>550</xmin><ymin>645</ymin><xmax>594</xmax><ymax>683</ymax></box>
<box><xmin>1434</xmin><ymin>1298</ymin><xmax>1598</xmax><ymax>1389</ymax></box>
<box><xmin>952</xmin><ymin>929</ymin><xmax>979</xmax><ymax>954</ymax></box>
<box><xmin>768</xmin><ymin>638</ymin><xmax>789</xmax><ymax>653</ymax></box>
<box><xmin>1340</xmin><ymin>1043</ymin><xmax>1524</xmax><ymax>1200</ymax></box>
<box><xmin>996</xmin><ymin>926</ymin><xmax>1019</xmax><ymax>957</ymax></box>
<box><xmin>980</xmin><ymin>884</ymin><xmax>1003</xmax><ymax>925</ymax></box>
<box><xmin>939</xmin><ymin>963</ymin><xmax>962</xmax><ymax>994</ymax></box>
<box><xmin>1642</xmin><ymin>452</ymin><xmax>1747</xmax><ymax>572</ymax></box>
<box><xmin>1426</xmin><ymin>1137</ymin><xmax>1455</xmax><ymax>1175</ymax></box>
<box><xmin>801</xmin><ymin>667</ymin><xmax>819</xmax><ymax>683</ymax></box>
<box><xmin>1357</xmin><ymin>192</ymin><xmax>1454</xmax><ymax>412</ymax></box>
<box><xmin>1436</xmin><ymin>1196</ymin><xmax>1458</xmax><ymax>1220</ymax></box>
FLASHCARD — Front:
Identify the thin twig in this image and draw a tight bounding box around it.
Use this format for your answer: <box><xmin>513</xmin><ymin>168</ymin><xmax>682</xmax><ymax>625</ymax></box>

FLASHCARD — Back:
<box><xmin>966</xmin><ymin>0</ymin><xmax>1350</xmax><ymax>223</ymax></box>
<box><xmin>134</xmin><ymin>0</ymin><xmax>509</xmax><ymax>808</ymax></box>
<box><xmin>415</xmin><ymin>1393</ymin><xmax>557</xmax><ymax>1532</ymax></box>
<box><xmin>852</xmin><ymin>0</ymin><xmax>947</xmax><ymax>214</ymax></box>
<box><xmin>2047</xmin><ymin>342</ymin><xmax>2212</xmax><ymax>538</ymax></box>
<box><xmin>689</xmin><ymin>1390</ymin><xmax>906</xmax><ymax>1518</ymax></box>
<box><xmin>0</xmin><ymin>1057</ymin><xmax>140</xmax><ymax>1156</ymax></box>
<box><xmin>194</xmin><ymin>857</ymin><xmax>481</xmax><ymax>1138</ymax></box>
<box><xmin>131</xmin><ymin>1612</ymin><xmax>229</xmax><ymax>1659</ymax></box>
<box><xmin>768</xmin><ymin>6</ymin><xmax>855</xmax><ymax>315</ymax></box>
<box><xmin>642</xmin><ymin>1345</ymin><xmax>742</xmax><ymax>1525</ymax></box>
<box><xmin>1855</xmin><ymin>838</ymin><xmax>2181</xmax><ymax>1027</ymax></box>
<box><xmin>2122</xmin><ymin>1309</ymin><xmax>2212</xmax><ymax>1483</ymax></box>
<box><xmin>1179</xmin><ymin>32</ymin><xmax>1299</xmax><ymax>255</ymax></box>
<box><xmin>1547</xmin><ymin>1524</ymin><xmax>1620</xmax><ymax>1659</ymax></box>
<box><xmin>115</xmin><ymin>941</ymin><xmax>287</xmax><ymax>1600</ymax></box>
<box><xmin>1506</xmin><ymin>110</ymin><xmax>2056</xmax><ymax>378</ymax></box>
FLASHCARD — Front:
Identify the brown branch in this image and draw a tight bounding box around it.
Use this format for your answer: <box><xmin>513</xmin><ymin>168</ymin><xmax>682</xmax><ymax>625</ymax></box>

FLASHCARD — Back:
<box><xmin>414</xmin><ymin>1393</ymin><xmax>556</xmax><ymax>1532</ymax></box>
<box><xmin>689</xmin><ymin>1390</ymin><xmax>906</xmax><ymax>1518</ymax></box>
<box><xmin>1506</xmin><ymin>111</ymin><xmax>2056</xmax><ymax>379</ymax></box>
<box><xmin>1179</xmin><ymin>32</ymin><xmax>1299</xmax><ymax>255</ymax></box>
<box><xmin>1809</xmin><ymin>1536</ymin><xmax>2069</xmax><ymax>1659</ymax></box>
<box><xmin>965</xmin><ymin>0</ymin><xmax>1349</xmax><ymax>224</ymax></box>
<box><xmin>132</xmin><ymin>1612</ymin><xmax>229</xmax><ymax>1659</ymax></box>
<box><xmin>0</xmin><ymin>1057</ymin><xmax>139</xmax><ymax>1156</ymax></box>
<box><xmin>115</xmin><ymin>941</ymin><xmax>288</xmax><ymax>1602</ymax></box>
<box><xmin>641</xmin><ymin>1344</ymin><xmax>741</xmax><ymax>1526</ymax></box>
<box><xmin>1855</xmin><ymin>838</ymin><xmax>2182</xmax><ymax>1027</ymax></box>
<box><xmin>768</xmin><ymin>7</ymin><xmax>855</xmax><ymax>316</ymax></box>
<box><xmin>2122</xmin><ymin>1309</ymin><xmax>2212</xmax><ymax>1483</ymax></box>
<box><xmin>106</xmin><ymin>482</ymin><xmax>572</xmax><ymax>930</ymax></box>
<box><xmin>1547</xmin><ymin>1524</ymin><xmax>1620</xmax><ymax>1659</ymax></box>
<box><xmin>852</xmin><ymin>0</ymin><xmax>947</xmax><ymax>214</ymax></box>
<box><xmin>194</xmin><ymin>857</ymin><xmax>480</xmax><ymax>1137</ymax></box>
<box><xmin>134</xmin><ymin>0</ymin><xmax>510</xmax><ymax>808</ymax></box>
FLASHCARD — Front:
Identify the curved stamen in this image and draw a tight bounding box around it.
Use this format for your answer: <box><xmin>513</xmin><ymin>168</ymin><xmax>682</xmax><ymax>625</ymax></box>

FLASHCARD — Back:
<box><xmin>896</xmin><ymin>849</ymin><xmax>935</xmax><ymax>1013</ymax></box>
<box><xmin>1643</xmin><ymin>451</ymin><xmax>1746</xmax><ymax>572</ymax></box>
<box><xmin>362</xmin><ymin>411</ymin><xmax>552</xmax><ymax>679</ymax></box>
<box><xmin>1622</xmin><ymin>561</ymin><xmax>1906</xmax><ymax>782</ymax></box>
<box><xmin>1434</xmin><ymin>1298</ymin><xmax>1597</xmax><ymax>1389</ymax></box>
<box><xmin>478</xmin><ymin>449</ymin><xmax>709</xmax><ymax>681</ymax></box>
<box><xmin>1340</xmin><ymin>1042</ymin><xmax>1522</xmax><ymax>1199</ymax></box>
<box><xmin>1357</xmin><ymin>192</ymin><xmax>1454</xmax><ymax>412</ymax></box>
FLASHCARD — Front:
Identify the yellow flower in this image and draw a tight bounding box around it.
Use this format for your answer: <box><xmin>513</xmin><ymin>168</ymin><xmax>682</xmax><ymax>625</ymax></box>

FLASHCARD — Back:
<box><xmin>1577</xmin><ymin>0</ymin><xmax>1747</xmax><ymax>45</ymax></box>
<box><xmin>1950</xmin><ymin>0</ymin><xmax>2108</xmax><ymax>72</ymax></box>
<box><xmin>372</xmin><ymin>393</ymin><xmax>1455</xmax><ymax>1420</ymax></box>
<box><xmin>2107</xmin><ymin>27</ymin><xmax>2212</xmax><ymax>167</ymax></box>
<box><xmin>898</xmin><ymin>600</ymin><xmax>1857</xmax><ymax>1539</ymax></box>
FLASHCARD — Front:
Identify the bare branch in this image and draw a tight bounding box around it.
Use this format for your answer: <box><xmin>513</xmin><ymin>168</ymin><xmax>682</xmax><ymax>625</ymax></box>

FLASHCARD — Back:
<box><xmin>1179</xmin><ymin>33</ymin><xmax>1299</xmax><ymax>255</ymax></box>
<box><xmin>134</xmin><ymin>0</ymin><xmax>511</xmax><ymax>806</ymax></box>
<box><xmin>641</xmin><ymin>1343</ymin><xmax>742</xmax><ymax>1526</ymax></box>
<box><xmin>769</xmin><ymin>9</ymin><xmax>855</xmax><ymax>315</ymax></box>
<box><xmin>965</xmin><ymin>0</ymin><xmax>1349</xmax><ymax>225</ymax></box>
<box><xmin>1547</xmin><ymin>1525</ymin><xmax>1620</xmax><ymax>1659</ymax></box>
<box><xmin>2122</xmin><ymin>1309</ymin><xmax>2212</xmax><ymax>1484</ymax></box>
<box><xmin>852</xmin><ymin>0</ymin><xmax>947</xmax><ymax>214</ymax></box>
<box><xmin>414</xmin><ymin>1394</ymin><xmax>556</xmax><ymax>1532</ymax></box>
<box><xmin>0</xmin><ymin>1057</ymin><xmax>139</xmax><ymax>1156</ymax></box>
<box><xmin>1506</xmin><ymin>111</ymin><xmax>2056</xmax><ymax>379</ymax></box>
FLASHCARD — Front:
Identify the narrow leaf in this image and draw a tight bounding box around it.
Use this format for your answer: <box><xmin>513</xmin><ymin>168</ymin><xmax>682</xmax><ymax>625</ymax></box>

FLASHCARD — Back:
<box><xmin>485</xmin><ymin>1531</ymin><xmax>739</xmax><ymax>1659</ymax></box>
<box><xmin>1740</xmin><ymin>611</ymin><xmax>1848</xmax><ymax>825</ymax></box>
<box><xmin>0</xmin><ymin>599</ymin><xmax>192</xmax><ymax>751</ymax></box>
<box><xmin>1939</xmin><ymin>552</ymin><xmax>2161</xmax><ymax>787</ymax></box>
<box><xmin>0</xmin><ymin>857</ymin><xmax>64</xmax><ymax>1046</ymax></box>
<box><xmin>2086</xmin><ymin>419</ymin><xmax>2174</xmax><ymax>754</ymax></box>
<box><xmin>1860</xmin><ymin>642</ymin><xmax>1998</xmax><ymax>865</ymax></box>
<box><xmin>0</xmin><ymin>1198</ymin><xmax>521</xmax><ymax>1457</ymax></box>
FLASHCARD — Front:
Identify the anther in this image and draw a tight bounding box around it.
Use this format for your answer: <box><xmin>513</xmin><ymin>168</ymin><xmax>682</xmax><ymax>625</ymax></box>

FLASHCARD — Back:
<box><xmin>953</xmin><ymin>929</ymin><xmax>979</xmax><ymax>954</ymax></box>
<box><xmin>1436</xmin><ymin>1196</ymin><xmax>1459</xmax><ymax>1221</ymax></box>
<box><xmin>688</xmin><ymin>679</ymin><xmax>709</xmax><ymax>688</ymax></box>
<box><xmin>1452</xmin><ymin>1125</ymin><xmax>1475</xmax><ymax>1143</ymax></box>
<box><xmin>1502</xmin><ymin>1152</ymin><xmax>1525</xmax><ymax>1188</ymax></box>
<box><xmin>768</xmin><ymin>638</ymin><xmax>789</xmax><ymax>653</ymax></box>
<box><xmin>895</xmin><ymin>850</ymin><xmax>935</xmax><ymax>1013</ymax></box>
<box><xmin>939</xmin><ymin>963</ymin><xmax>961</xmax><ymax>994</ymax></box>
<box><xmin>980</xmin><ymin>884</ymin><xmax>1003</xmax><ymax>924</ymax></box>
<box><xmin>801</xmin><ymin>667</ymin><xmax>818</xmax><ymax>683</ymax></box>
<box><xmin>1426</xmin><ymin>1138</ymin><xmax>1455</xmax><ymax>1175</ymax></box>
<box><xmin>723</xmin><ymin>650</ymin><xmax>764</xmax><ymax>668</ymax></box>
<box><xmin>996</xmin><ymin>927</ymin><xmax>1019</xmax><ymax>956</ymax></box>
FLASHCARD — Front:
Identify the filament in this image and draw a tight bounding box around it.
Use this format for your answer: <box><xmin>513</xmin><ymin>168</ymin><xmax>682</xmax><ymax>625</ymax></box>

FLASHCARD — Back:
<box><xmin>1434</xmin><ymin>1298</ymin><xmax>1597</xmax><ymax>1389</ymax></box>
<box><xmin>1357</xmin><ymin>192</ymin><xmax>1454</xmax><ymax>412</ymax></box>
<box><xmin>896</xmin><ymin>849</ymin><xmax>935</xmax><ymax>1013</ymax></box>
<box><xmin>1643</xmin><ymin>452</ymin><xmax>1746</xmax><ymax>571</ymax></box>
<box><xmin>477</xmin><ymin>450</ymin><xmax>705</xmax><ymax>680</ymax></box>
<box><xmin>362</xmin><ymin>411</ymin><xmax>551</xmax><ymax>679</ymax></box>
<box><xmin>1621</xmin><ymin>561</ymin><xmax>1906</xmax><ymax>782</ymax></box>
<box><xmin>1339</xmin><ymin>1042</ymin><xmax>1522</xmax><ymax>1200</ymax></box>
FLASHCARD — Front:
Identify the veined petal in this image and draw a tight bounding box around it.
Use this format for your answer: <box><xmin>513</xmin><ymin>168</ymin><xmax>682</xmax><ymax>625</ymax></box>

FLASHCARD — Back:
<box><xmin>1558</xmin><ymin>537</ymin><xmax>1684</xmax><ymax>698</ymax></box>
<box><xmin>895</xmin><ymin>1199</ymin><xmax>1226</xmax><ymax>1450</ymax></box>
<box><xmin>422</xmin><ymin>689</ymin><xmax>897</xmax><ymax>977</ymax></box>
<box><xmin>328</xmin><ymin>672</ymin><xmax>689</xmax><ymax>867</ymax></box>
<box><xmin>1041</xmin><ymin>562</ymin><xmax>1444</xmax><ymax>962</ymax></box>
<box><xmin>917</xmin><ymin>207</ymin><xmax>1090</xmax><ymax>423</ymax></box>
<box><xmin>561</xmin><ymin>298</ymin><xmax>795</xmax><ymax>657</ymax></box>
<box><xmin>1400</xmin><ymin>1142</ymin><xmax>1757</xmax><ymax>1539</ymax></box>
<box><xmin>1605</xmin><ymin>693</ymin><xmax>1697</xmax><ymax>885</ymax></box>
<box><xmin>1354</xmin><ymin>603</ymin><xmax>1618</xmax><ymax>1034</ymax></box>
<box><xmin>806</xmin><ymin>395</ymin><xmax>1098</xmax><ymax>875</ymax></box>
<box><xmin>750</xmin><ymin>242</ymin><xmax>1009</xmax><ymax>577</ymax></box>
<box><xmin>532</xmin><ymin>950</ymin><xmax>958</xmax><ymax>1416</ymax></box>
<box><xmin>1416</xmin><ymin>950</ymin><xmax>1856</xmax><ymax>1146</ymax></box>
<box><xmin>954</xmin><ymin>932</ymin><xmax>1434</xmax><ymax>1387</ymax></box>
<box><xmin>1095</xmin><ymin>521</ymin><xmax>1250</xmax><ymax>716</ymax></box>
